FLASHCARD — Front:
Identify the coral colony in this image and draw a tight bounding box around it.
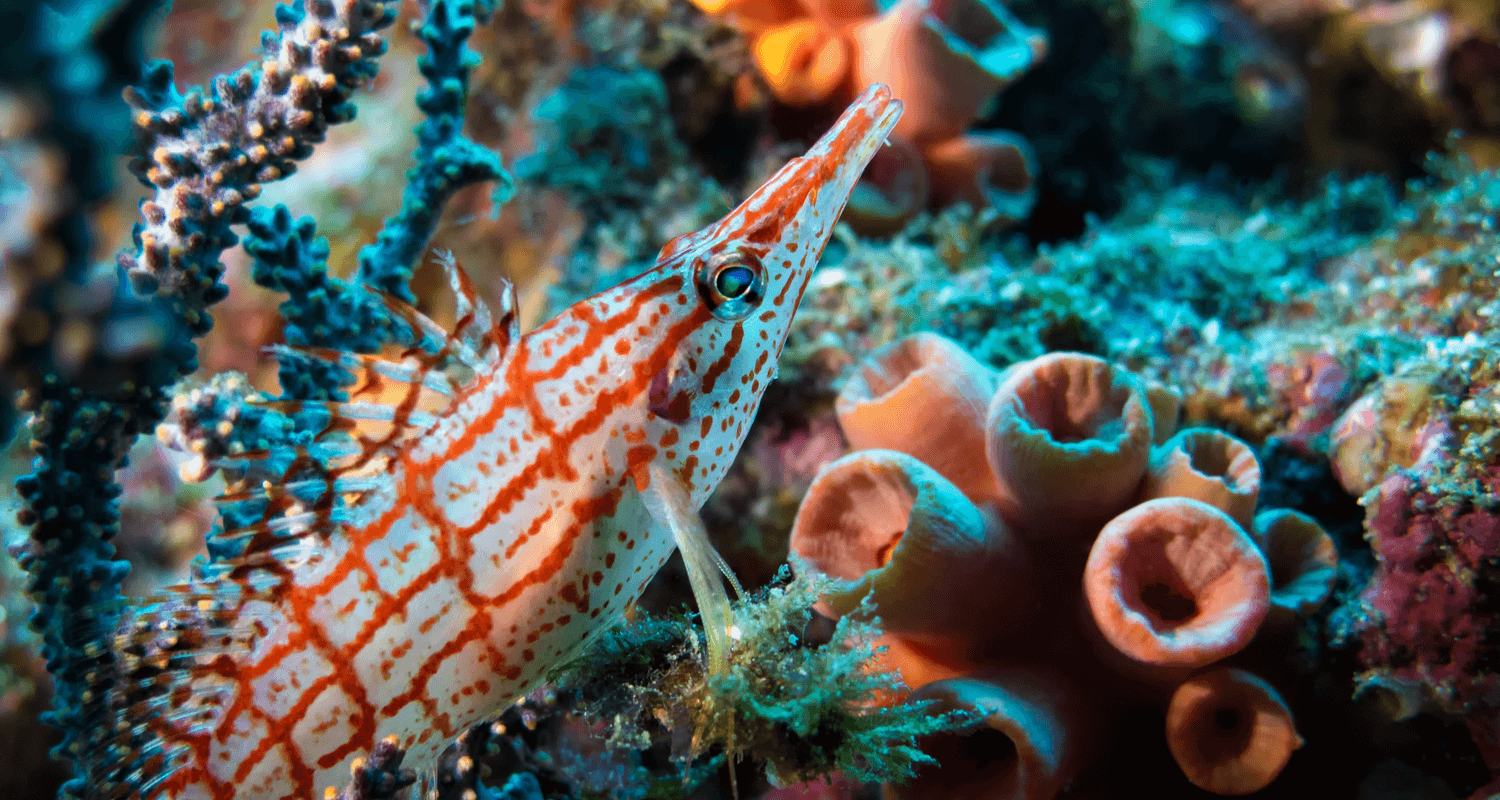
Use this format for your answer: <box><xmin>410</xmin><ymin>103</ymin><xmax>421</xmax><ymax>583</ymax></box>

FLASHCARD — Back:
<box><xmin>3</xmin><ymin>0</ymin><xmax>1500</xmax><ymax>798</ymax></box>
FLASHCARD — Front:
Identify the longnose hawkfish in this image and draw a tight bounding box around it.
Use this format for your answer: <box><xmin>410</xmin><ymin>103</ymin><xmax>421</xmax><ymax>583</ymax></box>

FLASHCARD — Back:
<box><xmin>89</xmin><ymin>84</ymin><xmax>902</xmax><ymax>799</ymax></box>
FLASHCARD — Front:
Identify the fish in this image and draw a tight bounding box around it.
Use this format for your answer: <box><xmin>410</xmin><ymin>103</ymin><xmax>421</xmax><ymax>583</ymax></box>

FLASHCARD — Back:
<box><xmin>89</xmin><ymin>84</ymin><xmax>903</xmax><ymax>800</ymax></box>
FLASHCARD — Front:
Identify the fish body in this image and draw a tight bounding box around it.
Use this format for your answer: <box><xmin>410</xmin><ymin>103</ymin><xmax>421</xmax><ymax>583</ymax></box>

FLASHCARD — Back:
<box><xmin>97</xmin><ymin>86</ymin><xmax>902</xmax><ymax>800</ymax></box>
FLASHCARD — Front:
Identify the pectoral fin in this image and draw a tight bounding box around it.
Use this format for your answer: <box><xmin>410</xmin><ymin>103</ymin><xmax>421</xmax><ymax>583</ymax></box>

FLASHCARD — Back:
<box><xmin>640</xmin><ymin>463</ymin><xmax>743</xmax><ymax>676</ymax></box>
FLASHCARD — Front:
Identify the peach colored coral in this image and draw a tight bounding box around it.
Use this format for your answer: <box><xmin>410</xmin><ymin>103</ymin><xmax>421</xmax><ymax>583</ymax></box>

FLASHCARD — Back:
<box><xmin>1165</xmin><ymin>667</ymin><xmax>1303</xmax><ymax>794</ymax></box>
<box><xmin>1252</xmin><ymin>509</ymin><xmax>1339</xmax><ymax>630</ymax></box>
<box><xmin>792</xmin><ymin>448</ymin><xmax>1031</xmax><ymax>655</ymax></box>
<box><xmin>1084</xmin><ymin>498</ymin><xmax>1270</xmax><ymax>668</ymax></box>
<box><xmin>790</xmin><ymin>332</ymin><xmax>1329</xmax><ymax>797</ymax></box>
<box><xmin>986</xmin><ymin>351</ymin><xmax>1154</xmax><ymax>542</ymax></box>
<box><xmin>898</xmin><ymin>670</ymin><xmax>1085</xmax><ymax>800</ymax></box>
<box><xmin>689</xmin><ymin>0</ymin><xmax>1046</xmax><ymax>230</ymax></box>
<box><xmin>836</xmin><ymin>332</ymin><xmax>1003</xmax><ymax>504</ymax></box>
<box><xmin>1140</xmin><ymin>428</ymin><xmax>1262</xmax><ymax>531</ymax></box>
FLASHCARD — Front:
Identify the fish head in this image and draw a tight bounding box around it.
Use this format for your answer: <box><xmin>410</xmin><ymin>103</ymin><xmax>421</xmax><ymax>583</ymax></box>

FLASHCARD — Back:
<box><xmin>642</xmin><ymin>84</ymin><xmax>901</xmax><ymax>499</ymax></box>
<box><xmin>533</xmin><ymin>84</ymin><xmax>900</xmax><ymax>504</ymax></box>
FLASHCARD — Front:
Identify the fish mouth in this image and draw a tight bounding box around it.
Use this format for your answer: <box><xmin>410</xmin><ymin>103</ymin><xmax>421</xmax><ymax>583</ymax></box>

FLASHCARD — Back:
<box><xmin>804</xmin><ymin>84</ymin><xmax>905</xmax><ymax>200</ymax></box>
<box><xmin>843</xmin><ymin>84</ymin><xmax>905</xmax><ymax>164</ymax></box>
<box><xmin>692</xmin><ymin>84</ymin><xmax>901</xmax><ymax>258</ymax></box>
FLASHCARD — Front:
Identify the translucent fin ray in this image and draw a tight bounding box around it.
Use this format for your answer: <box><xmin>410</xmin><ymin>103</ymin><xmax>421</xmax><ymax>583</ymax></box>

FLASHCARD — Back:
<box><xmin>435</xmin><ymin>250</ymin><xmax>519</xmax><ymax>363</ymax></box>
<box><xmin>641</xmin><ymin>462</ymin><xmax>739</xmax><ymax>676</ymax></box>
<box><xmin>269</xmin><ymin>344</ymin><xmax>457</xmax><ymax>397</ymax></box>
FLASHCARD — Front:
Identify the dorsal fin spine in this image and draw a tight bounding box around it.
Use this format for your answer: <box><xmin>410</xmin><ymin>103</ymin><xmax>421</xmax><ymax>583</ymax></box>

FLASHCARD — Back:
<box><xmin>366</xmin><ymin>283</ymin><xmax>486</xmax><ymax>369</ymax></box>
<box><xmin>269</xmin><ymin>345</ymin><xmax>458</xmax><ymax>396</ymax></box>
<box><xmin>97</xmin><ymin>253</ymin><xmax>520</xmax><ymax>797</ymax></box>
<box><xmin>435</xmin><ymin>249</ymin><xmax>517</xmax><ymax>360</ymax></box>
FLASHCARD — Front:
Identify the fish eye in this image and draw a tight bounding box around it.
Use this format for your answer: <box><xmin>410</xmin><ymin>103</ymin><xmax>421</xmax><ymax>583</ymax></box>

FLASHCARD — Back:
<box><xmin>696</xmin><ymin>253</ymin><xmax>765</xmax><ymax>321</ymax></box>
<box><xmin>716</xmin><ymin>265</ymin><xmax>755</xmax><ymax>299</ymax></box>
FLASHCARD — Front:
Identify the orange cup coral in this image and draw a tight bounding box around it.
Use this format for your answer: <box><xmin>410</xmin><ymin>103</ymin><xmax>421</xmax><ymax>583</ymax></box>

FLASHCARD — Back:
<box><xmin>1083</xmin><ymin>498</ymin><xmax>1271</xmax><ymax>668</ymax></box>
<box><xmin>689</xmin><ymin>0</ymin><xmax>1046</xmax><ymax>228</ymax></box>
<box><xmin>985</xmin><ymin>352</ymin><xmax>1155</xmax><ymax>542</ymax></box>
<box><xmin>1140</xmin><ymin>428</ymin><xmax>1262</xmax><ymax>532</ymax></box>
<box><xmin>788</xmin><ymin>332</ymin><xmax>1333</xmax><ymax>796</ymax></box>
<box><xmin>790</xmin><ymin>448</ymin><xmax>1030</xmax><ymax>653</ymax></box>
<box><xmin>691</xmin><ymin>0</ymin><xmax>808</xmax><ymax>32</ymax></box>
<box><xmin>753</xmin><ymin>19</ymin><xmax>856</xmax><ymax>106</ymax></box>
<box><xmin>895</xmin><ymin>670</ymin><xmax>1084</xmax><ymax>800</ymax></box>
<box><xmin>848</xmin><ymin>0</ymin><xmax>1047</xmax><ymax>146</ymax></box>
<box><xmin>923</xmin><ymin>131</ymin><xmax>1039</xmax><ymax>225</ymax></box>
<box><xmin>1164</xmin><ymin>668</ymin><xmax>1303</xmax><ymax>794</ymax></box>
<box><xmin>1251</xmin><ymin>509</ymin><xmax>1338</xmax><ymax>629</ymax></box>
<box><xmin>836</xmin><ymin>332</ymin><xmax>1003</xmax><ymax>504</ymax></box>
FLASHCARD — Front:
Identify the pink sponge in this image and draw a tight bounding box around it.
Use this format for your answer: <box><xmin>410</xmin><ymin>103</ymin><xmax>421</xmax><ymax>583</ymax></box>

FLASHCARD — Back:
<box><xmin>1357</xmin><ymin>465</ymin><xmax>1500</xmax><ymax>773</ymax></box>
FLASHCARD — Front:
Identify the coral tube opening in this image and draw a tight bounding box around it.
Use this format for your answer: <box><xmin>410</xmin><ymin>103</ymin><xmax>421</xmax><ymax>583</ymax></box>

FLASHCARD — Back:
<box><xmin>1166</xmin><ymin>668</ymin><xmax>1303</xmax><ymax>794</ymax></box>
<box><xmin>790</xmin><ymin>449</ymin><xmax>1028</xmax><ymax>649</ymax></box>
<box><xmin>1085</xmin><ymin>498</ymin><xmax>1270</xmax><ymax>667</ymax></box>
<box><xmin>836</xmin><ymin>332</ymin><xmax>1002</xmax><ymax>504</ymax></box>
<box><xmin>986</xmin><ymin>352</ymin><xmax>1154</xmax><ymax>539</ymax></box>
<box><xmin>894</xmin><ymin>673</ymin><xmax>1079</xmax><ymax>800</ymax></box>
<box><xmin>1141</xmin><ymin>428</ymin><xmax>1262</xmax><ymax>530</ymax></box>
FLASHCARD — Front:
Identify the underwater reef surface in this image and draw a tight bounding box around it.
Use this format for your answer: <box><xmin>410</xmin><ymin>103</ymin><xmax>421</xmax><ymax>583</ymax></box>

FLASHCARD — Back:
<box><xmin>2</xmin><ymin>0</ymin><xmax>1500</xmax><ymax>798</ymax></box>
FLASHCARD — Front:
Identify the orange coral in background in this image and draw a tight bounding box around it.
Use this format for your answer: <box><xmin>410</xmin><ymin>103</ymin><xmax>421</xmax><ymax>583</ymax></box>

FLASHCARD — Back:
<box><xmin>691</xmin><ymin>0</ymin><xmax>1046</xmax><ymax>232</ymax></box>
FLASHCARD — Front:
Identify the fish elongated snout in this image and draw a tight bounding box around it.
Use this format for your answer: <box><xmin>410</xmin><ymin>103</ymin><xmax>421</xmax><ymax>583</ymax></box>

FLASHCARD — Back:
<box><xmin>804</xmin><ymin>83</ymin><xmax>906</xmax><ymax>207</ymax></box>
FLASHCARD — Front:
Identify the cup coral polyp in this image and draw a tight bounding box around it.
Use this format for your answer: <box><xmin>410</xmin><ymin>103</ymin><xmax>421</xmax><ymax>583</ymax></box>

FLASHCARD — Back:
<box><xmin>1142</xmin><ymin>429</ymin><xmax>1262</xmax><ymax>531</ymax></box>
<box><xmin>790</xmin><ymin>332</ymin><xmax>1337</xmax><ymax>796</ymax></box>
<box><xmin>901</xmin><ymin>670</ymin><xmax>1084</xmax><ymax>800</ymax></box>
<box><xmin>1084</xmin><ymin>498</ymin><xmax>1271</xmax><ymax>669</ymax></box>
<box><xmin>790</xmin><ymin>448</ymin><xmax>1032</xmax><ymax>654</ymax></box>
<box><xmin>848</xmin><ymin>0</ymin><xmax>1045</xmax><ymax>145</ymax></box>
<box><xmin>986</xmin><ymin>351</ymin><xmax>1155</xmax><ymax>542</ymax></box>
<box><xmin>690</xmin><ymin>0</ymin><xmax>1045</xmax><ymax>229</ymax></box>
<box><xmin>1164</xmin><ymin>668</ymin><xmax>1304</xmax><ymax>796</ymax></box>
<box><xmin>836</xmin><ymin>332</ymin><xmax>1003</xmax><ymax>504</ymax></box>
<box><xmin>1253</xmin><ymin>509</ymin><xmax>1338</xmax><ymax>630</ymax></box>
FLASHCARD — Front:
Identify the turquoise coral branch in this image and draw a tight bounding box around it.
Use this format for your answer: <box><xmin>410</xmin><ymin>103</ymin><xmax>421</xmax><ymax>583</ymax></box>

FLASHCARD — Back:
<box><xmin>15</xmin><ymin>2</ymin><xmax>397</xmax><ymax>797</ymax></box>
<box><xmin>235</xmin><ymin>0</ymin><xmax>511</xmax><ymax>572</ymax></box>
<box><xmin>356</xmin><ymin>0</ymin><xmax>512</xmax><ymax>301</ymax></box>
<box><xmin>245</xmin><ymin>0</ymin><xmax>510</xmax><ymax>402</ymax></box>
<box><xmin>119</xmin><ymin>0</ymin><xmax>396</xmax><ymax>308</ymax></box>
<box><xmin>243</xmin><ymin>205</ymin><xmax>388</xmax><ymax>401</ymax></box>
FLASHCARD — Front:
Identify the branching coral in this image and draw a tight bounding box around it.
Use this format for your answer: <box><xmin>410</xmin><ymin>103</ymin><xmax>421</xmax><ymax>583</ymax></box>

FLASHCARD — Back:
<box><xmin>11</xmin><ymin>3</ymin><xmax>400</xmax><ymax>795</ymax></box>
<box><xmin>245</xmin><ymin>0</ymin><xmax>508</xmax><ymax>401</ymax></box>
<box><xmin>5</xmin><ymin>0</ymin><xmax>526</xmax><ymax>795</ymax></box>
<box><xmin>789</xmin><ymin>332</ymin><xmax>1342</xmax><ymax>796</ymax></box>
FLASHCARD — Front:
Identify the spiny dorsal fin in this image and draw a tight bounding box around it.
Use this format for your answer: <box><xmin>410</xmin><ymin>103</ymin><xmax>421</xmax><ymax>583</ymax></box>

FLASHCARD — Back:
<box><xmin>435</xmin><ymin>250</ymin><xmax>519</xmax><ymax>364</ymax></box>
<box><xmin>90</xmin><ymin>255</ymin><xmax>511</xmax><ymax>798</ymax></box>
<box><xmin>364</xmin><ymin>251</ymin><xmax>518</xmax><ymax>376</ymax></box>
<box><xmin>206</xmin><ymin>253</ymin><xmax>505</xmax><ymax>573</ymax></box>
